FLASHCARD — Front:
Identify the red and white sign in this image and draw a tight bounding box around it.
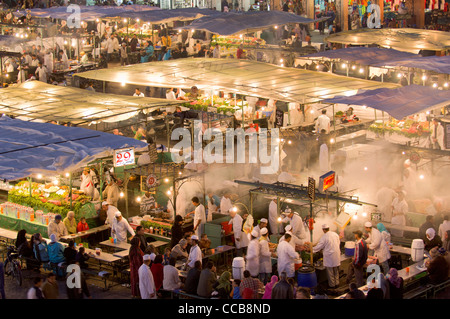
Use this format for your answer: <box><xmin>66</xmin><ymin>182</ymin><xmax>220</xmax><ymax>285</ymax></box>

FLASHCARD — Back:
<box><xmin>146</xmin><ymin>174</ymin><xmax>158</xmax><ymax>188</ymax></box>
<box><xmin>113</xmin><ymin>147</ymin><xmax>135</xmax><ymax>167</ymax></box>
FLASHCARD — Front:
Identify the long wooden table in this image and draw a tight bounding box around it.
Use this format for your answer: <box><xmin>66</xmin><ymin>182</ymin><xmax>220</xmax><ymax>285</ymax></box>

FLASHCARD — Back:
<box><xmin>60</xmin><ymin>224</ymin><xmax>111</xmax><ymax>242</ymax></box>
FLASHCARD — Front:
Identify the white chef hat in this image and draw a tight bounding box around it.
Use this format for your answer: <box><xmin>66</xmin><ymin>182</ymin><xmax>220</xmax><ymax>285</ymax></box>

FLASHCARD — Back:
<box><xmin>260</xmin><ymin>218</ymin><xmax>268</xmax><ymax>224</ymax></box>
<box><xmin>251</xmin><ymin>229</ymin><xmax>259</xmax><ymax>238</ymax></box>
<box><xmin>102</xmin><ymin>201</ymin><xmax>109</xmax><ymax>206</ymax></box>
<box><xmin>143</xmin><ymin>254</ymin><xmax>152</xmax><ymax>261</ymax></box>
<box><xmin>322</xmin><ymin>224</ymin><xmax>329</xmax><ymax>229</ymax></box>
<box><xmin>260</xmin><ymin>227</ymin><xmax>268</xmax><ymax>235</ymax></box>
<box><xmin>191</xmin><ymin>235</ymin><xmax>199</xmax><ymax>241</ymax></box>
<box><xmin>364</xmin><ymin>221</ymin><xmax>373</xmax><ymax>228</ymax></box>
<box><xmin>115</xmin><ymin>211</ymin><xmax>122</xmax><ymax>217</ymax></box>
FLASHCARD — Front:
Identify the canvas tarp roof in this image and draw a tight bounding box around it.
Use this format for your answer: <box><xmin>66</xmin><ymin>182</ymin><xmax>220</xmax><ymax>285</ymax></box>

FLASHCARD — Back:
<box><xmin>0</xmin><ymin>116</ymin><xmax>147</xmax><ymax>181</ymax></box>
<box><xmin>325</xmin><ymin>28</ymin><xmax>450</xmax><ymax>53</ymax></box>
<box><xmin>74</xmin><ymin>58</ymin><xmax>398</xmax><ymax>104</ymax></box>
<box><xmin>180</xmin><ymin>11</ymin><xmax>325</xmax><ymax>36</ymax></box>
<box><xmin>298</xmin><ymin>47</ymin><xmax>450</xmax><ymax>74</ymax></box>
<box><xmin>321</xmin><ymin>85</ymin><xmax>450</xmax><ymax>120</ymax></box>
<box><xmin>0</xmin><ymin>81</ymin><xmax>183</xmax><ymax>125</ymax></box>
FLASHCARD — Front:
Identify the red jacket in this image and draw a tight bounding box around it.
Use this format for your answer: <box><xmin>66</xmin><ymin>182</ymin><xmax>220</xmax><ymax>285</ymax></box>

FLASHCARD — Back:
<box><xmin>77</xmin><ymin>221</ymin><xmax>89</xmax><ymax>233</ymax></box>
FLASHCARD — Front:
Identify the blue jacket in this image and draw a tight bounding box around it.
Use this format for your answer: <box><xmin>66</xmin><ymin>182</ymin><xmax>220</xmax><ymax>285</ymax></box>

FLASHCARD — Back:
<box><xmin>47</xmin><ymin>242</ymin><xmax>65</xmax><ymax>264</ymax></box>
<box><xmin>34</xmin><ymin>242</ymin><xmax>49</xmax><ymax>263</ymax></box>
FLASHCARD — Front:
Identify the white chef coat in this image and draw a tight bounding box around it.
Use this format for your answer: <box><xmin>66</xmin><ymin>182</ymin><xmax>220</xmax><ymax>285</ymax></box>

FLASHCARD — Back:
<box><xmin>268</xmin><ymin>200</ymin><xmax>279</xmax><ymax>235</ymax></box>
<box><xmin>366</xmin><ymin>228</ymin><xmax>391</xmax><ymax>263</ymax></box>
<box><xmin>438</xmin><ymin>220</ymin><xmax>450</xmax><ymax>240</ymax></box>
<box><xmin>276</xmin><ymin>240</ymin><xmax>299</xmax><ymax>278</ymax></box>
<box><xmin>105</xmin><ymin>205</ymin><xmax>119</xmax><ymax>226</ymax></box>
<box><xmin>138</xmin><ymin>263</ymin><xmax>156</xmax><ymax>299</ymax></box>
<box><xmin>60</xmin><ymin>52</ymin><xmax>69</xmax><ymax>70</ymax></box>
<box><xmin>312</xmin><ymin>231</ymin><xmax>341</xmax><ymax>268</ymax></box>
<box><xmin>376</xmin><ymin>187</ymin><xmax>397</xmax><ymax>222</ymax></box>
<box><xmin>106</xmin><ymin>37</ymin><xmax>119</xmax><ymax>54</ymax></box>
<box><xmin>44</xmin><ymin>53</ymin><xmax>53</xmax><ymax>72</ymax></box>
<box><xmin>282</xmin><ymin>214</ymin><xmax>306</xmax><ymax>240</ymax></box>
<box><xmin>228</xmin><ymin>214</ymin><xmax>249</xmax><ymax>249</ymax></box>
<box><xmin>220</xmin><ymin>196</ymin><xmax>233</xmax><ymax>214</ymax></box>
<box><xmin>133</xmin><ymin>92</ymin><xmax>145</xmax><ymax>97</ymax></box>
<box><xmin>187</xmin><ymin>244</ymin><xmax>202</xmax><ymax>269</ymax></box>
<box><xmin>245</xmin><ymin>238</ymin><xmax>260</xmax><ymax>277</ymax></box>
<box><xmin>80</xmin><ymin>174</ymin><xmax>95</xmax><ymax>199</ymax></box>
<box><xmin>163</xmin><ymin>264</ymin><xmax>182</xmax><ymax>291</ymax></box>
<box><xmin>166</xmin><ymin>91</ymin><xmax>177</xmax><ymax>100</ymax></box>
<box><xmin>259</xmin><ymin>237</ymin><xmax>272</xmax><ymax>273</ymax></box>
<box><xmin>391</xmin><ymin>197</ymin><xmax>408</xmax><ymax>237</ymax></box>
<box><xmin>112</xmin><ymin>218</ymin><xmax>135</xmax><ymax>243</ymax></box>
<box><xmin>35</xmin><ymin>66</ymin><xmax>47</xmax><ymax>83</ymax></box>
<box><xmin>279</xmin><ymin>232</ymin><xmax>303</xmax><ymax>249</ymax></box>
<box><xmin>430</xmin><ymin>122</ymin><xmax>445</xmax><ymax>150</ymax></box>
<box><xmin>315</xmin><ymin>114</ymin><xmax>330</xmax><ymax>133</ymax></box>
<box><xmin>193</xmin><ymin>204</ymin><xmax>206</xmax><ymax>238</ymax></box>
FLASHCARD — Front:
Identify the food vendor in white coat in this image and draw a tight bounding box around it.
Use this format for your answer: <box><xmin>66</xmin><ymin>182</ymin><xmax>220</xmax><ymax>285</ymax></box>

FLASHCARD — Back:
<box><xmin>220</xmin><ymin>193</ymin><xmax>233</xmax><ymax>214</ymax></box>
<box><xmin>276</xmin><ymin>233</ymin><xmax>299</xmax><ymax>278</ymax></box>
<box><xmin>364</xmin><ymin>221</ymin><xmax>391</xmax><ymax>275</ymax></box>
<box><xmin>139</xmin><ymin>254</ymin><xmax>157</xmax><ymax>299</ymax></box>
<box><xmin>279</xmin><ymin>225</ymin><xmax>303</xmax><ymax>249</ymax></box>
<box><xmin>282</xmin><ymin>211</ymin><xmax>306</xmax><ymax>240</ymax></box>
<box><xmin>309</xmin><ymin>224</ymin><xmax>341</xmax><ymax>289</ymax></box>
<box><xmin>102</xmin><ymin>201</ymin><xmax>119</xmax><ymax>226</ymax></box>
<box><xmin>245</xmin><ymin>229</ymin><xmax>260</xmax><ymax>277</ymax></box>
<box><xmin>80</xmin><ymin>168</ymin><xmax>95</xmax><ymax>199</ymax></box>
<box><xmin>268</xmin><ymin>199</ymin><xmax>280</xmax><ymax>235</ymax></box>
<box><xmin>228</xmin><ymin>208</ymin><xmax>249</xmax><ymax>256</ymax></box>
<box><xmin>111</xmin><ymin>211</ymin><xmax>135</xmax><ymax>243</ymax></box>
<box><xmin>252</xmin><ymin>218</ymin><xmax>268</xmax><ymax>238</ymax></box>
<box><xmin>430</xmin><ymin>118</ymin><xmax>445</xmax><ymax>150</ymax></box>
<box><xmin>186</xmin><ymin>197</ymin><xmax>206</xmax><ymax>238</ymax></box>
<box><xmin>259</xmin><ymin>228</ymin><xmax>272</xmax><ymax>284</ymax></box>
<box><xmin>391</xmin><ymin>191</ymin><xmax>408</xmax><ymax>237</ymax></box>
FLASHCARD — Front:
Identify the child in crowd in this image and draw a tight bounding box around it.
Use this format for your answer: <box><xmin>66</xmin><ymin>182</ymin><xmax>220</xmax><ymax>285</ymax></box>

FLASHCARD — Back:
<box><xmin>231</xmin><ymin>279</ymin><xmax>242</xmax><ymax>299</ymax></box>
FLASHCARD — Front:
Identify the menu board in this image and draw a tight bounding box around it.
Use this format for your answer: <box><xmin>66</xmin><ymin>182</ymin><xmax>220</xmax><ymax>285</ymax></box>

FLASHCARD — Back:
<box><xmin>275</xmin><ymin>109</ymin><xmax>284</xmax><ymax>127</ymax></box>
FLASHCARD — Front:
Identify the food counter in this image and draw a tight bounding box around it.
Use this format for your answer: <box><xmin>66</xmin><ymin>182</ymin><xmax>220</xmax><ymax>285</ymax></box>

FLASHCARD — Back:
<box><xmin>6</xmin><ymin>181</ymin><xmax>100</xmax><ymax>229</ymax></box>
<box><xmin>367</xmin><ymin>118</ymin><xmax>431</xmax><ymax>147</ymax></box>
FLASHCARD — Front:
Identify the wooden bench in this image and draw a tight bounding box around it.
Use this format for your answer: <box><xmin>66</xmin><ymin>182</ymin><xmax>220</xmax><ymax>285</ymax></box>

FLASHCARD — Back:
<box><xmin>431</xmin><ymin>278</ymin><xmax>450</xmax><ymax>298</ymax></box>
<box><xmin>404</xmin><ymin>284</ymin><xmax>434</xmax><ymax>299</ymax></box>
<box><xmin>81</xmin><ymin>268</ymin><xmax>112</xmax><ymax>291</ymax></box>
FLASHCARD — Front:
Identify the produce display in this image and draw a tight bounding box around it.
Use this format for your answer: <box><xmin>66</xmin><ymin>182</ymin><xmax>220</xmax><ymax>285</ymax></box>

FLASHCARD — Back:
<box><xmin>8</xmin><ymin>181</ymin><xmax>91</xmax><ymax>218</ymax></box>
<box><xmin>211</xmin><ymin>35</ymin><xmax>266</xmax><ymax>48</ymax></box>
<box><xmin>368</xmin><ymin>118</ymin><xmax>431</xmax><ymax>138</ymax></box>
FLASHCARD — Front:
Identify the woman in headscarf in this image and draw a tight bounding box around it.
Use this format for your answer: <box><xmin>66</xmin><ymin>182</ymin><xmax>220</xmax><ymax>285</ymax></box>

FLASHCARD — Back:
<box><xmin>443</xmin><ymin>230</ymin><xmax>450</xmax><ymax>252</ymax></box>
<box><xmin>214</xmin><ymin>271</ymin><xmax>232</xmax><ymax>299</ymax></box>
<box><xmin>63</xmin><ymin>211</ymin><xmax>77</xmax><ymax>234</ymax></box>
<box><xmin>387</xmin><ymin>268</ymin><xmax>403</xmax><ymax>299</ymax></box>
<box><xmin>129</xmin><ymin>237</ymin><xmax>144</xmax><ymax>298</ymax></box>
<box><xmin>424</xmin><ymin>228</ymin><xmax>442</xmax><ymax>252</ymax></box>
<box><xmin>377</xmin><ymin>223</ymin><xmax>391</xmax><ymax>244</ymax></box>
<box><xmin>151</xmin><ymin>254</ymin><xmax>165</xmax><ymax>293</ymax></box>
<box><xmin>15</xmin><ymin>229</ymin><xmax>27</xmax><ymax>249</ymax></box>
<box><xmin>170</xmin><ymin>215</ymin><xmax>184</xmax><ymax>248</ymax></box>
<box><xmin>262</xmin><ymin>275</ymin><xmax>278</xmax><ymax>299</ymax></box>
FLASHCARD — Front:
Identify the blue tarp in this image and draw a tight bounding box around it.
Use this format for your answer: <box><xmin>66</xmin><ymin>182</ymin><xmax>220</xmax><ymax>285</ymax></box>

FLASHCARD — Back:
<box><xmin>181</xmin><ymin>11</ymin><xmax>323</xmax><ymax>35</ymax></box>
<box><xmin>302</xmin><ymin>47</ymin><xmax>450</xmax><ymax>74</ymax></box>
<box><xmin>373</xmin><ymin>55</ymin><xmax>450</xmax><ymax>75</ymax></box>
<box><xmin>303</xmin><ymin>47</ymin><xmax>418</xmax><ymax>66</ymax></box>
<box><xmin>0</xmin><ymin>116</ymin><xmax>147</xmax><ymax>181</ymax></box>
<box><xmin>321</xmin><ymin>85</ymin><xmax>450</xmax><ymax>120</ymax></box>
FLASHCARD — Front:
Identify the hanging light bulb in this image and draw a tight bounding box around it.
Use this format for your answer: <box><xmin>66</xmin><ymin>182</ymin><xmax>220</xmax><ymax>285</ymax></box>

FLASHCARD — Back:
<box><xmin>167</xmin><ymin>190</ymin><xmax>172</xmax><ymax>196</ymax></box>
<box><xmin>359</xmin><ymin>68</ymin><xmax>364</xmax><ymax>74</ymax></box>
<box><xmin>351</xmin><ymin>65</ymin><xmax>356</xmax><ymax>70</ymax></box>
<box><xmin>422</xmin><ymin>75</ymin><xmax>427</xmax><ymax>81</ymax></box>
<box><xmin>341</xmin><ymin>63</ymin><xmax>347</xmax><ymax>69</ymax></box>
<box><xmin>432</xmin><ymin>83</ymin><xmax>438</xmax><ymax>88</ymax></box>
<box><xmin>37</xmin><ymin>174</ymin><xmax>43</xmax><ymax>179</ymax></box>
<box><xmin>397</xmin><ymin>73</ymin><xmax>402</xmax><ymax>78</ymax></box>
<box><xmin>119</xmin><ymin>192</ymin><xmax>124</xmax><ymax>198</ymax></box>
<box><xmin>164</xmin><ymin>178</ymin><xmax>169</xmax><ymax>183</ymax></box>
<box><xmin>65</xmin><ymin>172</ymin><xmax>70</xmax><ymax>177</ymax></box>
<box><xmin>136</xmin><ymin>196</ymin><xmax>141</xmax><ymax>202</ymax></box>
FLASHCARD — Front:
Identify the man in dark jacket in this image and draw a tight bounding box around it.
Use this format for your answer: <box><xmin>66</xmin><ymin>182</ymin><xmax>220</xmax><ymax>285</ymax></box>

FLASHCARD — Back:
<box><xmin>184</xmin><ymin>260</ymin><xmax>202</xmax><ymax>294</ymax></box>
<box><xmin>271</xmin><ymin>272</ymin><xmax>294</xmax><ymax>299</ymax></box>
<box><xmin>197</xmin><ymin>261</ymin><xmax>217</xmax><ymax>298</ymax></box>
<box><xmin>419</xmin><ymin>215</ymin><xmax>436</xmax><ymax>241</ymax></box>
<box><xmin>346</xmin><ymin>230</ymin><xmax>369</xmax><ymax>287</ymax></box>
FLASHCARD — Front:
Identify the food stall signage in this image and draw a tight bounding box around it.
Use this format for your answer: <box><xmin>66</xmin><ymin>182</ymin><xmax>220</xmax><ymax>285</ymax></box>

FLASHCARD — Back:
<box><xmin>308</xmin><ymin>177</ymin><xmax>315</xmax><ymax>201</ymax></box>
<box><xmin>146</xmin><ymin>174</ymin><xmax>158</xmax><ymax>188</ymax></box>
<box><xmin>319</xmin><ymin>171</ymin><xmax>335</xmax><ymax>193</ymax></box>
<box><xmin>114</xmin><ymin>147</ymin><xmax>135</xmax><ymax>167</ymax></box>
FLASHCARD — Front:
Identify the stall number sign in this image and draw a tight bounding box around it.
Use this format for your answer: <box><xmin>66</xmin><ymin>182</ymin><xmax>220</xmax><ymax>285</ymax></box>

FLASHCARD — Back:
<box><xmin>319</xmin><ymin>171</ymin><xmax>335</xmax><ymax>193</ymax></box>
<box><xmin>114</xmin><ymin>148</ymin><xmax>135</xmax><ymax>167</ymax></box>
<box><xmin>146</xmin><ymin>174</ymin><xmax>158</xmax><ymax>189</ymax></box>
<box><xmin>308</xmin><ymin>177</ymin><xmax>315</xmax><ymax>201</ymax></box>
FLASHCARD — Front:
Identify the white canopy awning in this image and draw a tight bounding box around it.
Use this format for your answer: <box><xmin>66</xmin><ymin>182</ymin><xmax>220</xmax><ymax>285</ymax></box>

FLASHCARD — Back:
<box><xmin>75</xmin><ymin>58</ymin><xmax>398</xmax><ymax>104</ymax></box>
<box><xmin>0</xmin><ymin>81</ymin><xmax>183</xmax><ymax>125</ymax></box>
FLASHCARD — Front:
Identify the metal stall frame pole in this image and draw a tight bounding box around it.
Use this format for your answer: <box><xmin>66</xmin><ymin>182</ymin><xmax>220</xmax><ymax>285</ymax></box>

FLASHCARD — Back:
<box><xmin>69</xmin><ymin>173</ymin><xmax>73</xmax><ymax>209</ymax></box>
<box><xmin>28</xmin><ymin>177</ymin><xmax>32</xmax><ymax>198</ymax></box>
<box><xmin>309</xmin><ymin>198</ymin><xmax>313</xmax><ymax>265</ymax></box>
<box><xmin>124</xmin><ymin>171</ymin><xmax>129</xmax><ymax>219</ymax></box>
<box><xmin>99</xmin><ymin>161</ymin><xmax>103</xmax><ymax>202</ymax></box>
